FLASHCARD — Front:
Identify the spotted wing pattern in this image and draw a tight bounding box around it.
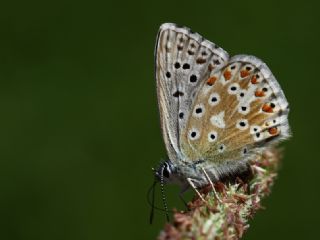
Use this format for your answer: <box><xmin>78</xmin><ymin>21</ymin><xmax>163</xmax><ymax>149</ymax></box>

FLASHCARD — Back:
<box><xmin>155</xmin><ymin>23</ymin><xmax>290</xmax><ymax>172</ymax></box>
<box><xmin>180</xmin><ymin>55</ymin><xmax>290</xmax><ymax>166</ymax></box>
<box><xmin>155</xmin><ymin>23</ymin><xmax>229</xmax><ymax>162</ymax></box>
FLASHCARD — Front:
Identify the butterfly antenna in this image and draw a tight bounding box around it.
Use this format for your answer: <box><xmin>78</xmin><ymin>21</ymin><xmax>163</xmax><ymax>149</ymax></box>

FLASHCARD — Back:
<box><xmin>160</xmin><ymin>166</ymin><xmax>170</xmax><ymax>222</ymax></box>
<box><xmin>147</xmin><ymin>172</ymin><xmax>174</xmax><ymax>210</ymax></box>
<box><xmin>148</xmin><ymin>179</ymin><xmax>157</xmax><ymax>224</ymax></box>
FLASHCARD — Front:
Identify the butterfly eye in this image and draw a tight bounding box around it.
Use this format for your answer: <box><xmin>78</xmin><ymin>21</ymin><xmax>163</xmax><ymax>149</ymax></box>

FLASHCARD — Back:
<box><xmin>163</xmin><ymin>166</ymin><xmax>170</xmax><ymax>178</ymax></box>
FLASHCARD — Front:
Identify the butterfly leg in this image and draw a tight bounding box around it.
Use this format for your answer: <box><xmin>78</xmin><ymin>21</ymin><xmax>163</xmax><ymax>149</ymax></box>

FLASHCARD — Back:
<box><xmin>179</xmin><ymin>185</ymin><xmax>190</xmax><ymax>210</ymax></box>
<box><xmin>201</xmin><ymin>167</ymin><xmax>222</xmax><ymax>203</ymax></box>
<box><xmin>187</xmin><ymin>178</ymin><xmax>207</xmax><ymax>202</ymax></box>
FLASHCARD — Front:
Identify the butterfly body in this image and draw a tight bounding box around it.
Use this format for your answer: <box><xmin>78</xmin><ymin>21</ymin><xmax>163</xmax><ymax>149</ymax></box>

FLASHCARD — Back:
<box><xmin>154</xmin><ymin>23</ymin><xmax>290</xmax><ymax>190</ymax></box>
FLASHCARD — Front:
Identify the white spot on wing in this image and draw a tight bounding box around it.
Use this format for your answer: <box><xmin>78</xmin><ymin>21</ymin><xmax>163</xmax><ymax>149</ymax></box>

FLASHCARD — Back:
<box><xmin>242</xmin><ymin>147</ymin><xmax>248</xmax><ymax>156</ymax></box>
<box><xmin>208</xmin><ymin>130</ymin><xmax>218</xmax><ymax>142</ymax></box>
<box><xmin>236</xmin><ymin>119</ymin><xmax>249</xmax><ymax>130</ymax></box>
<box><xmin>188</xmin><ymin>127</ymin><xmax>200</xmax><ymax>140</ymax></box>
<box><xmin>218</xmin><ymin>144</ymin><xmax>226</xmax><ymax>153</ymax></box>
<box><xmin>210</xmin><ymin>111</ymin><xmax>225</xmax><ymax>128</ymax></box>
<box><xmin>192</xmin><ymin>104</ymin><xmax>205</xmax><ymax>118</ymax></box>
<box><xmin>250</xmin><ymin>125</ymin><xmax>261</xmax><ymax>135</ymax></box>
<box><xmin>238</xmin><ymin>105</ymin><xmax>250</xmax><ymax>115</ymax></box>
<box><xmin>250</xmin><ymin>125</ymin><xmax>263</xmax><ymax>141</ymax></box>
<box><xmin>228</xmin><ymin>83</ymin><xmax>240</xmax><ymax>95</ymax></box>
<box><xmin>208</xmin><ymin>93</ymin><xmax>220</xmax><ymax>106</ymax></box>
<box><xmin>253</xmin><ymin>132</ymin><xmax>264</xmax><ymax>142</ymax></box>
<box><xmin>237</xmin><ymin>90</ymin><xmax>247</xmax><ymax>101</ymax></box>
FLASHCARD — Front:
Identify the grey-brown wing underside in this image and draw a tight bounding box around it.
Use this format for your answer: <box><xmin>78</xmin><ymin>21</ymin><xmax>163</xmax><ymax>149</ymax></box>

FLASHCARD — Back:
<box><xmin>155</xmin><ymin>23</ymin><xmax>229</xmax><ymax>162</ymax></box>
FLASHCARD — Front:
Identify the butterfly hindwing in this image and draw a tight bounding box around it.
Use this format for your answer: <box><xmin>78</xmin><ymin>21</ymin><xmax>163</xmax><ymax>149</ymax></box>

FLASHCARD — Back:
<box><xmin>180</xmin><ymin>55</ymin><xmax>290</xmax><ymax>166</ymax></box>
<box><xmin>155</xmin><ymin>23</ymin><xmax>229</xmax><ymax>162</ymax></box>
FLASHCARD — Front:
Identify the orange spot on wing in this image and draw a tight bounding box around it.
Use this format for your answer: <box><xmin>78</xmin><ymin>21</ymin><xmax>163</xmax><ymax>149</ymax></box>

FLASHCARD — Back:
<box><xmin>207</xmin><ymin>76</ymin><xmax>217</xmax><ymax>86</ymax></box>
<box><xmin>223</xmin><ymin>70</ymin><xmax>232</xmax><ymax>80</ymax></box>
<box><xmin>251</xmin><ymin>76</ymin><xmax>258</xmax><ymax>84</ymax></box>
<box><xmin>240</xmin><ymin>70</ymin><xmax>250</xmax><ymax>78</ymax></box>
<box><xmin>262</xmin><ymin>104</ymin><xmax>273</xmax><ymax>113</ymax></box>
<box><xmin>268</xmin><ymin>127</ymin><xmax>278</xmax><ymax>135</ymax></box>
<box><xmin>255</xmin><ymin>90</ymin><xmax>265</xmax><ymax>97</ymax></box>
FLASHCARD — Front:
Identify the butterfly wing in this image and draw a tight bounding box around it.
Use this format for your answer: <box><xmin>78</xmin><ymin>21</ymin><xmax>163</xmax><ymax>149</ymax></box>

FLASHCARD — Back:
<box><xmin>155</xmin><ymin>23</ymin><xmax>229</xmax><ymax>162</ymax></box>
<box><xmin>180</xmin><ymin>54</ymin><xmax>290</xmax><ymax>172</ymax></box>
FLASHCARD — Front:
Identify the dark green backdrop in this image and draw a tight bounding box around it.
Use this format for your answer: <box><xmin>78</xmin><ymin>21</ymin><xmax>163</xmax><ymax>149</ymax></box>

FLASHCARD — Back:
<box><xmin>0</xmin><ymin>0</ymin><xmax>319</xmax><ymax>239</ymax></box>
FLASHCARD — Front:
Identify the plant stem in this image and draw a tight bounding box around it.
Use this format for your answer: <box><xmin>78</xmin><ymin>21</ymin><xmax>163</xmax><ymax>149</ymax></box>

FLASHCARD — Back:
<box><xmin>158</xmin><ymin>148</ymin><xmax>280</xmax><ymax>240</ymax></box>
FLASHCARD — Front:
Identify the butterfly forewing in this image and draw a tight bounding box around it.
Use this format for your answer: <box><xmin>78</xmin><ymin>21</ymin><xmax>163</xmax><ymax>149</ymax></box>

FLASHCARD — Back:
<box><xmin>155</xmin><ymin>23</ymin><xmax>229</xmax><ymax>162</ymax></box>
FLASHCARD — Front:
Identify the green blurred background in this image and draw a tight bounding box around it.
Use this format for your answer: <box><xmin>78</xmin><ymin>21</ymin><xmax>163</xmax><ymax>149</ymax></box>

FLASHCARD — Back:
<box><xmin>0</xmin><ymin>0</ymin><xmax>319</xmax><ymax>239</ymax></box>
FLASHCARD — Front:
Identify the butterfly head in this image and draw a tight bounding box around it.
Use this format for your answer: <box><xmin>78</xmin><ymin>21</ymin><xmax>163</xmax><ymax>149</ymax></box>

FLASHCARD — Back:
<box><xmin>149</xmin><ymin>160</ymin><xmax>177</xmax><ymax>223</ymax></box>
<box><xmin>154</xmin><ymin>160</ymin><xmax>177</xmax><ymax>184</ymax></box>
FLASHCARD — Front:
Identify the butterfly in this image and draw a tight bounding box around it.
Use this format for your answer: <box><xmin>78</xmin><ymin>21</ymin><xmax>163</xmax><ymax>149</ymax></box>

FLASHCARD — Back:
<box><xmin>151</xmin><ymin>23</ymin><xmax>290</xmax><ymax>220</ymax></box>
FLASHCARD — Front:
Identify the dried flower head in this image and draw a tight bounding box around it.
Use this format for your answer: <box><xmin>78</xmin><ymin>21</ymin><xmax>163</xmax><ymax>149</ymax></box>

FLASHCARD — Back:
<box><xmin>158</xmin><ymin>148</ymin><xmax>280</xmax><ymax>240</ymax></box>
